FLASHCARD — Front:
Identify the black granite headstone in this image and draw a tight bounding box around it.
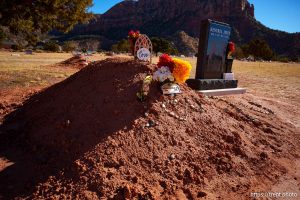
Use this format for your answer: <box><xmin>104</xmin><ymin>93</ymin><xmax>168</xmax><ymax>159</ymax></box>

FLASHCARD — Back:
<box><xmin>196</xmin><ymin>19</ymin><xmax>231</xmax><ymax>79</ymax></box>
<box><xmin>186</xmin><ymin>19</ymin><xmax>238</xmax><ymax>90</ymax></box>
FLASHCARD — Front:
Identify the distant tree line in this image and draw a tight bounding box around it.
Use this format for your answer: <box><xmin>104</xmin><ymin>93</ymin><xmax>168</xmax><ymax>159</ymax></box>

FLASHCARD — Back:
<box><xmin>233</xmin><ymin>38</ymin><xmax>298</xmax><ymax>62</ymax></box>
<box><xmin>5</xmin><ymin>40</ymin><xmax>99</xmax><ymax>52</ymax></box>
<box><xmin>35</xmin><ymin>37</ymin><xmax>297</xmax><ymax>63</ymax></box>
<box><xmin>234</xmin><ymin>39</ymin><xmax>274</xmax><ymax>60</ymax></box>
<box><xmin>43</xmin><ymin>40</ymin><xmax>100</xmax><ymax>52</ymax></box>
<box><xmin>110</xmin><ymin>37</ymin><xmax>296</xmax><ymax>62</ymax></box>
<box><xmin>110</xmin><ymin>37</ymin><xmax>178</xmax><ymax>55</ymax></box>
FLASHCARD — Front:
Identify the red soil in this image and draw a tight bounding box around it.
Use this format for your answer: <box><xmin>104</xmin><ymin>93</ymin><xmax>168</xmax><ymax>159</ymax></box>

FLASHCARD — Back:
<box><xmin>57</xmin><ymin>55</ymin><xmax>89</xmax><ymax>69</ymax></box>
<box><xmin>0</xmin><ymin>58</ymin><xmax>299</xmax><ymax>199</ymax></box>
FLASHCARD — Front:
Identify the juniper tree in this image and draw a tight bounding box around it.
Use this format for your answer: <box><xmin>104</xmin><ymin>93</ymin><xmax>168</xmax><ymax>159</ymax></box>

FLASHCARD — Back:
<box><xmin>0</xmin><ymin>0</ymin><xmax>93</xmax><ymax>44</ymax></box>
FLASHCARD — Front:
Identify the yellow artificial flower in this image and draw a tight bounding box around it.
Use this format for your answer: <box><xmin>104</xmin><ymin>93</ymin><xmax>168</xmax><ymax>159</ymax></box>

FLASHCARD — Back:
<box><xmin>172</xmin><ymin>58</ymin><xmax>192</xmax><ymax>83</ymax></box>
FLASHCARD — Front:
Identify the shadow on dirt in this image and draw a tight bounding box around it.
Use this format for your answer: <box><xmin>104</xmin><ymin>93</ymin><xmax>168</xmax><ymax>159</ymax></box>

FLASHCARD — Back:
<box><xmin>0</xmin><ymin>59</ymin><xmax>156</xmax><ymax>199</ymax></box>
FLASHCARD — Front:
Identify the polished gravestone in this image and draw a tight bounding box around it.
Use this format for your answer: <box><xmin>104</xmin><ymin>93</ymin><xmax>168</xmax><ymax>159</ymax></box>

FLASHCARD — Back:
<box><xmin>186</xmin><ymin>19</ymin><xmax>238</xmax><ymax>90</ymax></box>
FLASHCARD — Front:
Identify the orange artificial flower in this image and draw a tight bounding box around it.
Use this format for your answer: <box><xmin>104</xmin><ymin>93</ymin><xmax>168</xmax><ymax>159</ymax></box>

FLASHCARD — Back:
<box><xmin>172</xmin><ymin>58</ymin><xmax>192</xmax><ymax>83</ymax></box>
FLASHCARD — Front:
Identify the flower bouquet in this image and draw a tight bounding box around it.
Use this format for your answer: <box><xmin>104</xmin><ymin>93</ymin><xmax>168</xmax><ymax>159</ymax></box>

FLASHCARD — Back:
<box><xmin>227</xmin><ymin>42</ymin><xmax>235</xmax><ymax>59</ymax></box>
<box><xmin>128</xmin><ymin>30</ymin><xmax>140</xmax><ymax>55</ymax></box>
<box><xmin>225</xmin><ymin>42</ymin><xmax>235</xmax><ymax>73</ymax></box>
<box><xmin>153</xmin><ymin>54</ymin><xmax>192</xmax><ymax>94</ymax></box>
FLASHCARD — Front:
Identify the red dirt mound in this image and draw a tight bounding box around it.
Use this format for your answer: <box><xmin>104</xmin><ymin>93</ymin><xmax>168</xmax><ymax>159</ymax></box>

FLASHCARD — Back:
<box><xmin>57</xmin><ymin>55</ymin><xmax>89</xmax><ymax>68</ymax></box>
<box><xmin>0</xmin><ymin>58</ymin><xmax>299</xmax><ymax>199</ymax></box>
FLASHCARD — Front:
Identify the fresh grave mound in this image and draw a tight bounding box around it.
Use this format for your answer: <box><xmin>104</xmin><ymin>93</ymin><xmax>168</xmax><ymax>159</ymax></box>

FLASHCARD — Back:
<box><xmin>57</xmin><ymin>55</ymin><xmax>89</xmax><ymax>68</ymax></box>
<box><xmin>0</xmin><ymin>58</ymin><xmax>299</xmax><ymax>200</ymax></box>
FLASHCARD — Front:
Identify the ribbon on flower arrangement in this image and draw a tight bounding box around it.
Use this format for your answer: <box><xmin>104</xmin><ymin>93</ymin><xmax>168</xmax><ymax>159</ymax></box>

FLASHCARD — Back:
<box><xmin>137</xmin><ymin>75</ymin><xmax>152</xmax><ymax>102</ymax></box>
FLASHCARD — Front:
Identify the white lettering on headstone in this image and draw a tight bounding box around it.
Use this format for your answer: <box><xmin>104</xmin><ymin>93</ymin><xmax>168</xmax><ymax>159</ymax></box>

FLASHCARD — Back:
<box><xmin>210</xmin><ymin>27</ymin><xmax>230</xmax><ymax>39</ymax></box>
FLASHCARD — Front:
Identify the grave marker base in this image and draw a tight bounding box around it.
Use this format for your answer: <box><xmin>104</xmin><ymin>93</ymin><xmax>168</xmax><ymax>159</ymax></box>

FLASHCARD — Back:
<box><xmin>198</xmin><ymin>88</ymin><xmax>246</xmax><ymax>96</ymax></box>
<box><xmin>186</xmin><ymin>79</ymin><xmax>238</xmax><ymax>90</ymax></box>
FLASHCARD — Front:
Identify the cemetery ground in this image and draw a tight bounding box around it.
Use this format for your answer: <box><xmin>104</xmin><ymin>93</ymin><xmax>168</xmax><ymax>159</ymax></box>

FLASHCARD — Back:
<box><xmin>0</xmin><ymin>51</ymin><xmax>299</xmax><ymax>199</ymax></box>
<box><xmin>0</xmin><ymin>52</ymin><xmax>113</xmax><ymax>122</ymax></box>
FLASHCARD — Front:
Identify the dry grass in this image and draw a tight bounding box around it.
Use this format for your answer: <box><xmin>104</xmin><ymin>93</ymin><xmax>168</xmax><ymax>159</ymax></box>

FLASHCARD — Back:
<box><xmin>0</xmin><ymin>52</ymin><xmax>112</xmax><ymax>90</ymax></box>
<box><xmin>233</xmin><ymin>60</ymin><xmax>300</xmax><ymax>106</ymax></box>
<box><xmin>0</xmin><ymin>52</ymin><xmax>74</xmax><ymax>89</ymax></box>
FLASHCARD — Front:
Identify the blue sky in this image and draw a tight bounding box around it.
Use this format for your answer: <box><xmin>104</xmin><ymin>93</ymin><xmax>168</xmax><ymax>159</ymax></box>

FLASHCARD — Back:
<box><xmin>248</xmin><ymin>0</ymin><xmax>300</xmax><ymax>33</ymax></box>
<box><xmin>90</xmin><ymin>0</ymin><xmax>300</xmax><ymax>33</ymax></box>
<box><xmin>90</xmin><ymin>0</ymin><xmax>123</xmax><ymax>14</ymax></box>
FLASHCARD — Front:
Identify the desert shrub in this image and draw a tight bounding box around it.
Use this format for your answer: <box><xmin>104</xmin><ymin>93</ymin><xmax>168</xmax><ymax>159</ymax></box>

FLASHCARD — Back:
<box><xmin>277</xmin><ymin>56</ymin><xmax>289</xmax><ymax>63</ymax></box>
<box><xmin>81</xmin><ymin>48</ymin><xmax>87</xmax><ymax>53</ymax></box>
<box><xmin>43</xmin><ymin>42</ymin><xmax>60</xmax><ymax>52</ymax></box>
<box><xmin>34</xmin><ymin>49</ymin><xmax>44</xmax><ymax>53</ymax></box>
<box><xmin>290</xmin><ymin>56</ymin><xmax>299</xmax><ymax>62</ymax></box>
<box><xmin>242</xmin><ymin>39</ymin><xmax>274</xmax><ymax>60</ymax></box>
<box><xmin>0</xmin><ymin>28</ymin><xmax>5</xmax><ymax>44</ymax></box>
<box><xmin>233</xmin><ymin>46</ymin><xmax>245</xmax><ymax>59</ymax></box>
<box><xmin>151</xmin><ymin>37</ymin><xmax>178</xmax><ymax>56</ymax></box>
<box><xmin>11</xmin><ymin>44</ymin><xmax>23</xmax><ymax>51</ymax></box>
<box><xmin>78</xmin><ymin>39</ymin><xmax>100</xmax><ymax>51</ymax></box>
<box><xmin>111</xmin><ymin>39</ymin><xmax>130</xmax><ymax>53</ymax></box>
<box><xmin>63</xmin><ymin>41</ymin><xmax>78</xmax><ymax>52</ymax></box>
